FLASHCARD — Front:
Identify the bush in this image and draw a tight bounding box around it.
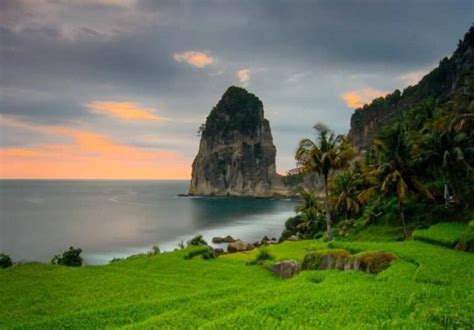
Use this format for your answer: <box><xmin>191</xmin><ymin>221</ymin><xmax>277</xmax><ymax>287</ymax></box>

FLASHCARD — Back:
<box><xmin>201</xmin><ymin>250</ymin><xmax>216</xmax><ymax>260</ymax></box>
<box><xmin>248</xmin><ymin>246</ymin><xmax>274</xmax><ymax>265</ymax></box>
<box><xmin>147</xmin><ymin>245</ymin><xmax>160</xmax><ymax>256</ymax></box>
<box><xmin>0</xmin><ymin>253</ymin><xmax>13</xmax><ymax>269</ymax></box>
<box><xmin>188</xmin><ymin>235</ymin><xmax>207</xmax><ymax>246</ymax></box>
<box><xmin>51</xmin><ymin>247</ymin><xmax>83</xmax><ymax>267</ymax></box>
<box><xmin>184</xmin><ymin>246</ymin><xmax>213</xmax><ymax>260</ymax></box>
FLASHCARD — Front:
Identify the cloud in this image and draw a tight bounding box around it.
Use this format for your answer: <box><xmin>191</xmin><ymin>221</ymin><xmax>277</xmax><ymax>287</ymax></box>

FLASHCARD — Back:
<box><xmin>237</xmin><ymin>69</ymin><xmax>250</xmax><ymax>85</ymax></box>
<box><xmin>0</xmin><ymin>116</ymin><xmax>189</xmax><ymax>179</ymax></box>
<box><xmin>85</xmin><ymin>101</ymin><xmax>169</xmax><ymax>122</ymax></box>
<box><xmin>341</xmin><ymin>88</ymin><xmax>388</xmax><ymax>108</ymax></box>
<box><xmin>173</xmin><ymin>51</ymin><xmax>214</xmax><ymax>68</ymax></box>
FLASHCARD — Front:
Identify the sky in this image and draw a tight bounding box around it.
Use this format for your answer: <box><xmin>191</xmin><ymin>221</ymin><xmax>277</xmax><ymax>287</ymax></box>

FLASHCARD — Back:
<box><xmin>0</xmin><ymin>0</ymin><xmax>473</xmax><ymax>179</ymax></box>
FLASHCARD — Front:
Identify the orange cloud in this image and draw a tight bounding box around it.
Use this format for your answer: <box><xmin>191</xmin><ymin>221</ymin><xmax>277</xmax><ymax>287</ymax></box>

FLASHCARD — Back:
<box><xmin>341</xmin><ymin>88</ymin><xmax>388</xmax><ymax>108</ymax></box>
<box><xmin>0</xmin><ymin>116</ymin><xmax>190</xmax><ymax>179</ymax></box>
<box><xmin>85</xmin><ymin>101</ymin><xmax>168</xmax><ymax>122</ymax></box>
<box><xmin>173</xmin><ymin>51</ymin><xmax>214</xmax><ymax>68</ymax></box>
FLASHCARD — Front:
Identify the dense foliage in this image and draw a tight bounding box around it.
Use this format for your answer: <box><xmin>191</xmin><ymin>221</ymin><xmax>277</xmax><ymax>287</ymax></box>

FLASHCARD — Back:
<box><xmin>51</xmin><ymin>247</ymin><xmax>83</xmax><ymax>267</ymax></box>
<box><xmin>203</xmin><ymin>86</ymin><xmax>265</xmax><ymax>138</ymax></box>
<box><xmin>284</xmin><ymin>27</ymin><xmax>473</xmax><ymax>241</ymax></box>
<box><xmin>0</xmin><ymin>253</ymin><xmax>13</xmax><ymax>269</ymax></box>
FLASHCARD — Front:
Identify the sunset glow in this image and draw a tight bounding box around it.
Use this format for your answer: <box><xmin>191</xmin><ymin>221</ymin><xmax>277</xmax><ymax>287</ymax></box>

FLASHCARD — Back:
<box><xmin>342</xmin><ymin>88</ymin><xmax>388</xmax><ymax>109</ymax></box>
<box><xmin>0</xmin><ymin>116</ymin><xmax>190</xmax><ymax>179</ymax></box>
<box><xmin>85</xmin><ymin>101</ymin><xmax>169</xmax><ymax>122</ymax></box>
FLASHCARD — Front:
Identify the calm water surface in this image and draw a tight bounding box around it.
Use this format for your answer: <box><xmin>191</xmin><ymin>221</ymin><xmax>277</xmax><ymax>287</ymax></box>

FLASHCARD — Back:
<box><xmin>0</xmin><ymin>180</ymin><xmax>295</xmax><ymax>264</ymax></box>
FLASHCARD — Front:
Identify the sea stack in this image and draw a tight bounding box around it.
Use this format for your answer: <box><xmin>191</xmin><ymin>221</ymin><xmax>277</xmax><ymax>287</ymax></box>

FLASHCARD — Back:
<box><xmin>189</xmin><ymin>86</ymin><xmax>290</xmax><ymax>197</ymax></box>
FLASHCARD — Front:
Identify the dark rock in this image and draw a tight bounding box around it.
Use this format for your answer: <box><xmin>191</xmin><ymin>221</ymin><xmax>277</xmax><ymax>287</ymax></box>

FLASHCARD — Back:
<box><xmin>222</xmin><ymin>235</ymin><xmax>236</xmax><ymax>243</ymax></box>
<box><xmin>188</xmin><ymin>86</ymin><xmax>295</xmax><ymax>197</ymax></box>
<box><xmin>271</xmin><ymin>260</ymin><xmax>299</xmax><ymax>278</ymax></box>
<box><xmin>213</xmin><ymin>248</ymin><xmax>225</xmax><ymax>255</ymax></box>
<box><xmin>302</xmin><ymin>249</ymin><xmax>396</xmax><ymax>274</ymax></box>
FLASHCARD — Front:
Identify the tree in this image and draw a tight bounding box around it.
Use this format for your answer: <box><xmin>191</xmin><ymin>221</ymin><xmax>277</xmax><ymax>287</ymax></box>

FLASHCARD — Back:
<box><xmin>294</xmin><ymin>189</ymin><xmax>324</xmax><ymax>236</ymax></box>
<box><xmin>368</xmin><ymin>123</ymin><xmax>433</xmax><ymax>238</ymax></box>
<box><xmin>329</xmin><ymin>165</ymin><xmax>365</xmax><ymax>220</ymax></box>
<box><xmin>51</xmin><ymin>247</ymin><xmax>83</xmax><ymax>267</ymax></box>
<box><xmin>417</xmin><ymin>111</ymin><xmax>474</xmax><ymax>204</ymax></box>
<box><xmin>295</xmin><ymin>123</ymin><xmax>355</xmax><ymax>240</ymax></box>
<box><xmin>0</xmin><ymin>253</ymin><xmax>13</xmax><ymax>268</ymax></box>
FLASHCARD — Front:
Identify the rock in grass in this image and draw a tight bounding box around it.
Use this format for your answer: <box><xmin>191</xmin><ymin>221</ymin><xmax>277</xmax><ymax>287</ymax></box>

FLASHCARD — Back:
<box><xmin>355</xmin><ymin>251</ymin><xmax>398</xmax><ymax>273</ymax></box>
<box><xmin>302</xmin><ymin>249</ymin><xmax>397</xmax><ymax>274</ymax></box>
<box><xmin>227</xmin><ymin>240</ymin><xmax>254</xmax><ymax>253</ymax></box>
<box><xmin>302</xmin><ymin>249</ymin><xmax>351</xmax><ymax>271</ymax></box>
<box><xmin>271</xmin><ymin>260</ymin><xmax>299</xmax><ymax>278</ymax></box>
<box><xmin>287</xmin><ymin>235</ymin><xmax>299</xmax><ymax>241</ymax></box>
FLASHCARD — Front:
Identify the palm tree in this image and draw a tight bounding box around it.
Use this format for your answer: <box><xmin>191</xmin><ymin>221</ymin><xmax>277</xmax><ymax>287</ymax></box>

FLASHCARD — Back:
<box><xmin>417</xmin><ymin>113</ymin><xmax>474</xmax><ymax>204</ymax></box>
<box><xmin>369</xmin><ymin>123</ymin><xmax>433</xmax><ymax>238</ymax></box>
<box><xmin>329</xmin><ymin>167</ymin><xmax>364</xmax><ymax>220</ymax></box>
<box><xmin>295</xmin><ymin>123</ymin><xmax>355</xmax><ymax>240</ymax></box>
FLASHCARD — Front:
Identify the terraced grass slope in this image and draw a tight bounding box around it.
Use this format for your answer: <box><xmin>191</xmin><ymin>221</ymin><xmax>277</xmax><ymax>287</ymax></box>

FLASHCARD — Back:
<box><xmin>1</xmin><ymin>234</ymin><xmax>473</xmax><ymax>328</ymax></box>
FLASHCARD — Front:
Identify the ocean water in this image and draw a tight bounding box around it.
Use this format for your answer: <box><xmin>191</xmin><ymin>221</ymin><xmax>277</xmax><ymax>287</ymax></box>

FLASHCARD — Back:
<box><xmin>0</xmin><ymin>180</ymin><xmax>295</xmax><ymax>264</ymax></box>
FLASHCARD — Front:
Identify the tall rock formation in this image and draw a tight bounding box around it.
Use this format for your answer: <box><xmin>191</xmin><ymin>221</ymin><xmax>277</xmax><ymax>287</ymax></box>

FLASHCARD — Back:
<box><xmin>349</xmin><ymin>25</ymin><xmax>474</xmax><ymax>150</ymax></box>
<box><xmin>189</xmin><ymin>86</ymin><xmax>291</xmax><ymax>197</ymax></box>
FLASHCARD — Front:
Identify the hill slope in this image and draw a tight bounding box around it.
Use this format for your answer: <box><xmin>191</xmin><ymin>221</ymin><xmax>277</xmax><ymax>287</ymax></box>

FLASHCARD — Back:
<box><xmin>349</xmin><ymin>26</ymin><xmax>474</xmax><ymax>150</ymax></box>
<box><xmin>1</xmin><ymin>234</ymin><xmax>473</xmax><ymax>328</ymax></box>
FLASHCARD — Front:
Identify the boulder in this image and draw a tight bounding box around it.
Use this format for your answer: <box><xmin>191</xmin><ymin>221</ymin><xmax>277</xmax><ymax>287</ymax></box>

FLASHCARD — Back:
<box><xmin>222</xmin><ymin>235</ymin><xmax>236</xmax><ymax>243</ymax></box>
<box><xmin>302</xmin><ymin>249</ymin><xmax>397</xmax><ymax>274</ymax></box>
<box><xmin>355</xmin><ymin>251</ymin><xmax>398</xmax><ymax>273</ymax></box>
<box><xmin>271</xmin><ymin>260</ymin><xmax>299</xmax><ymax>278</ymax></box>
<box><xmin>302</xmin><ymin>249</ymin><xmax>351</xmax><ymax>270</ymax></box>
<box><xmin>213</xmin><ymin>248</ymin><xmax>225</xmax><ymax>255</ymax></box>
<box><xmin>227</xmin><ymin>240</ymin><xmax>254</xmax><ymax>253</ymax></box>
<box><xmin>287</xmin><ymin>235</ymin><xmax>299</xmax><ymax>241</ymax></box>
<box><xmin>212</xmin><ymin>235</ymin><xmax>236</xmax><ymax>244</ymax></box>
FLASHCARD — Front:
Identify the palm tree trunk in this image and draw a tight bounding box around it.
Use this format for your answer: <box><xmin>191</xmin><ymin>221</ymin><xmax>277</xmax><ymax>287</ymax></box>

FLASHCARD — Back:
<box><xmin>323</xmin><ymin>174</ymin><xmax>333</xmax><ymax>241</ymax></box>
<box><xmin>398</xmin><ymin>200</ymin><xmax>408</xmax><ymax>239</ymax></box>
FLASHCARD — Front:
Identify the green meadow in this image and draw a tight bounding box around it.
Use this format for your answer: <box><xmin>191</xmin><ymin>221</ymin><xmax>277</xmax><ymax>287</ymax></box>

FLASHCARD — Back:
<box><xmin>1</xmin><ymin>223</ymin><xmax>473</xmax><ymax>329</ymax></box>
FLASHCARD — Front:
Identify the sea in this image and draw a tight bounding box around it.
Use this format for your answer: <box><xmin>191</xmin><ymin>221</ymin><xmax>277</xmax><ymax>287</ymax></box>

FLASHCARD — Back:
<box><xmin>0</xmin><ymin>180</ymin><xmax>296</xmax><ymax>265</ymax></box>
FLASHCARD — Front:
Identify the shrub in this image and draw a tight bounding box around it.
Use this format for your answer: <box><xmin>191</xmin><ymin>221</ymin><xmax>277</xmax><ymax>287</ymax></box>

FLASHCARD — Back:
<box><xmin>201</xmin><ymin>250</ymin><xmax>216</xmax><ymax>260</ymax></box>
<box><xmin>248</xmin><ymin>246</ymin><xmax>274</xmax><ymax>265</ymax></box>
<box><xmin>0</xmin><ymin>253</ymin><xmax>13</xmax><ymax>269</ymax></box>
<box><xmin>51</xmin><ymin>247</ymin><xmax>83</xmax><ymax>267</ymax></box>
<box><xmin>184</xmin><ymin>246</ymin><xmax>212</xmax><ymax>260</ymax></box>
<box><xmin>147</xmin><ymin>245</ymin><xmax>160</xmax><ymax>256</ymax></box>
<box><xmin>188</xmin><ymin>235</ymin><xmax>207</xmax><ymax>246</ymax></box>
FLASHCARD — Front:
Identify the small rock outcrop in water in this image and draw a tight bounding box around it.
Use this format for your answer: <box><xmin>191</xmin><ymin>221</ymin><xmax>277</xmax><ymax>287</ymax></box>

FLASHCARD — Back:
<box><xmin>189</xmin><ymin>86</ymin><xmax>295</xmax><ymax>197</ymax></box>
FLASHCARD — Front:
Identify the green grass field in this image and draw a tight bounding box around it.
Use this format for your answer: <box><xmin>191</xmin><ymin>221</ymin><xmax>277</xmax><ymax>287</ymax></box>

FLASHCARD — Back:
<box><xmin>1</xmin><ymin>224</ymin><xmax>473</xmax><ymax>329</ymax></box>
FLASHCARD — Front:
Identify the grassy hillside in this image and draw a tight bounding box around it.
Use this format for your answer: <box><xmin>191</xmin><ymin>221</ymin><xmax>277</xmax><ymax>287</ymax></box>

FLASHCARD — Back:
<box><xmin>1</xmin><ymin>225</ymin><xmax>473</xmax><ymax>328</ymax></box>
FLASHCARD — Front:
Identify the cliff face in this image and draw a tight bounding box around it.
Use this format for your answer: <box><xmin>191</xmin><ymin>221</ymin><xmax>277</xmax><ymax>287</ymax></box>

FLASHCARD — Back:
<box><xmin>349</xmin><ymin>26</ymin><xmax>474</xmax><ymax>150</ymax></box>
<box><xmin>189</xmin><ymin>86</ymin><xmax>291</xmax><ymax>197</ymax></box>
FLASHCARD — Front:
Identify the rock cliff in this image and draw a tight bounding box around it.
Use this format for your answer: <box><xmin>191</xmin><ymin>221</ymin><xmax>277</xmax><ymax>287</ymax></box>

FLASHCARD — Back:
<box><xmin>189</xmin><ymin>86</ymin><xmax>294</xmax><ymax>197</ymax></box>
<box><xmin>349</xmin><ymin>25</ymin><xmax>474</xmax><ymax>150</ymax></box>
